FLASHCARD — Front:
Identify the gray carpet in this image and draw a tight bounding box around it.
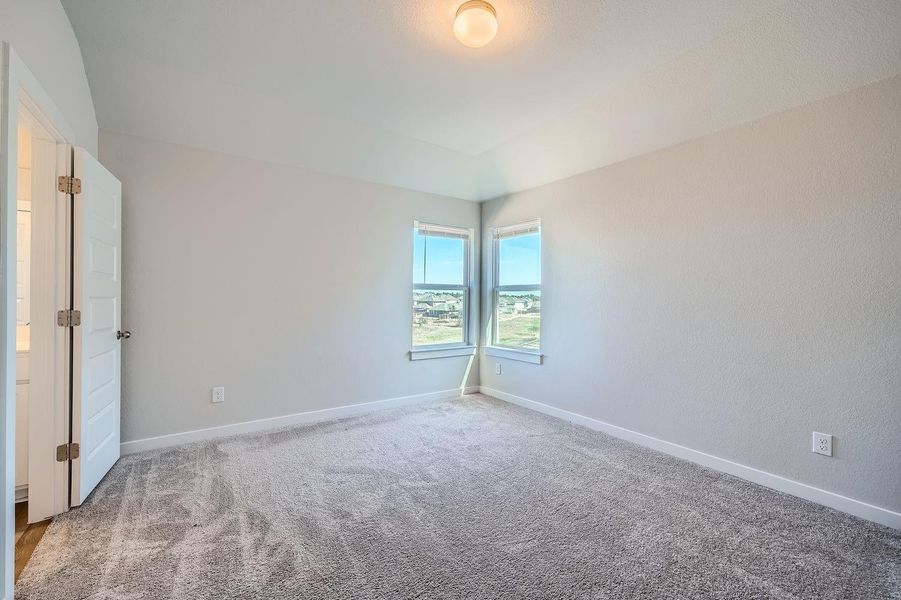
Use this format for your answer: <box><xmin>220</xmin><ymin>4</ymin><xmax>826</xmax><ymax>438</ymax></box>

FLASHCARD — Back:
<box><xmin>15</xmin><ymin>395</ymin><xmax>901</xmax><ymax>599</ymax></box>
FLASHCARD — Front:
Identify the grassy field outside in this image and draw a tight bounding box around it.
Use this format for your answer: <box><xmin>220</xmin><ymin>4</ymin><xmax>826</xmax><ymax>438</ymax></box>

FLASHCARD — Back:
<box><xmin>496</xmin><ymin>314</ymin><xmax>540</xmax><ymax>349</ymax></box>
<box><xmin>412</xmin><ymin>322</ymin><xmax>464</xmax><ymax>346</ymax></box>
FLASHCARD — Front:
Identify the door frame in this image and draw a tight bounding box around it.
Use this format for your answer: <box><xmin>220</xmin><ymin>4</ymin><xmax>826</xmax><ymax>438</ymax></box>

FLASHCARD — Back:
<box><xmin>1</xmin><ymin>42</ymin><xmax>77</xmax><ymax>600</ymax></box>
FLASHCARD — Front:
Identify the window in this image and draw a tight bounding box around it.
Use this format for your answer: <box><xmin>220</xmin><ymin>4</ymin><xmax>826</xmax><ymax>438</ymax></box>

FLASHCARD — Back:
<box><xmin>491</xmin><ymin>220</ymin><xmax>541</xmax><ymax>355</ymax></box>
<box><xmin>411</xmin><ymin>221</ymin><xmax>472</xmax><ymax>350</ymax></box>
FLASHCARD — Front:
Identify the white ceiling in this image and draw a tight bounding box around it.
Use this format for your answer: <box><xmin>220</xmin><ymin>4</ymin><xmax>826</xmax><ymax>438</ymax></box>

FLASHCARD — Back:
<box><xmin>63</xmin><ymin>0</ymin><xmax>901</xmax><ymax>201</ymax></box>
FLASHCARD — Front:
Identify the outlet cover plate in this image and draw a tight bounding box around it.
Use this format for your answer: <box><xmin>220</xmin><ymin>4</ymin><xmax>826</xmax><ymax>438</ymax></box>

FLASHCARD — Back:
<box><xmin>212</xmin><ymin>386</ymin><xmax>225</xmax><ymax>403</ymax></box>
<box><xmin>812</xmin><ymin>432</ymin><xmax>832</xmax><ymax>457</ymax></box>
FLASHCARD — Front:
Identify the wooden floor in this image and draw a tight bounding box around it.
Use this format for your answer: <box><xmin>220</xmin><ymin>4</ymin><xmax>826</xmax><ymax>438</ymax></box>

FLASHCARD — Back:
<box><xmin>15</xmin><ymin>502</ymin><xmax>51</xmax><ymax>582</ymax></box>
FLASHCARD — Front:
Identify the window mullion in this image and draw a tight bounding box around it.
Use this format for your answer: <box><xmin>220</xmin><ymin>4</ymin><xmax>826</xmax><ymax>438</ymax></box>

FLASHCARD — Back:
<box><xmin>415</xmin><ymin>283</ymin><xmax>467</xmax><ymax>291</ymax></box>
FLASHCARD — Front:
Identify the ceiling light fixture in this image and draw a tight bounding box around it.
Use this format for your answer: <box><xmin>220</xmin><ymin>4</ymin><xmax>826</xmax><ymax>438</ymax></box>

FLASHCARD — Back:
<box><xmin>454</xmin><ymin>1</ymin><xmax>498</xmax><ymax>49</ymax></box>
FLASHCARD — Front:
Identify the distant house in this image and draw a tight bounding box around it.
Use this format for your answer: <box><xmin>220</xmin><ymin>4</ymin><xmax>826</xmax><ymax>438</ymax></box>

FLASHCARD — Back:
<box><xmin>413</xmin><ymin>294</ymin><xmax>462</xmax><ymax>320</ymax></box>
<box><xmin>426</xmin><ymin>301</ymin><xmax>461</xmax><ymax>319</ymax></box>
<box><xmin>499</xmin><ymin>297</ymin><xmax>535</xmax><ymax>315</ymax></box>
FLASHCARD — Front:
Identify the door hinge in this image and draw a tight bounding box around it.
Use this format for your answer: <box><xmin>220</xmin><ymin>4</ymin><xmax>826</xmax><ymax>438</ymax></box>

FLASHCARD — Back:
<box><xmin>56</xmin><ymin>442</ymin><xmax>80</xmax><ymax>462</ymax></box>
<box><xmin>57</xmin><ymin>309</ymin><xmax>81</xmax><ymax>327</ymax></box>
<box><xmin>57</xmin><ymin>176</ymin><xmax>82</xmax><ymax>195</ymax></box>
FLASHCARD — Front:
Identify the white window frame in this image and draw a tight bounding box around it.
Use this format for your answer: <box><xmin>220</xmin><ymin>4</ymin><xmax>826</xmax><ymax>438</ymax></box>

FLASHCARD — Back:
<box><xmin>487</xmin><ymin>219</ymin><xmax>542</xmax><ymax>364</ymax></box>
<box><xmin>410</xmin><ymin>221</ymin><xmax>475</xmax><ymax>360</ymax></box>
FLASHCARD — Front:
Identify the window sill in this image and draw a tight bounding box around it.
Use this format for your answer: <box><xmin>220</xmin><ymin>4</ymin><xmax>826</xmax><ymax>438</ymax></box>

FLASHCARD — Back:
<box><xmin>409</xmin><ymin>345</ymin><xmax>477</xmax><ymax>361</ymax></box>
<box><xmin>484</xmin><ymin>346</ymin><xmax>543</xmax><ymax>364</ymax></box>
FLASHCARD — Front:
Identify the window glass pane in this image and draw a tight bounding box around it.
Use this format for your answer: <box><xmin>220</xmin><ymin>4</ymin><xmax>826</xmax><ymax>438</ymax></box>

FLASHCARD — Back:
<box><xmin>413</xmin><ymin>290</ymin><xmax>465</xmax><ymax>346</ymax></box>
<box><xmin>413</xmin><ymin>232</ymin><xmax>465</xmax><ymax>285</ymax></box>
<box><xmin>498</xmin><ymin>232</ymin><xmax>540</xmax><ymax>286</ymax></box>
<box><xmin>495</xmin><ymin>291</ymin><xmax>540</xmax><ymax>350</ymax></box>
<box><xmin>413</xmin><ymin>232</ymin><xmax>426</xmax><ymax>284</ymax></box>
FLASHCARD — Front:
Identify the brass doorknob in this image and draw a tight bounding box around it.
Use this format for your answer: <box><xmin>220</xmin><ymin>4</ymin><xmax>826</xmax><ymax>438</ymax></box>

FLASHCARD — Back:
<box><xmin>116</xmin><ymin>330</ymin><xmax>131</xmax><ymax>340</ymax></box>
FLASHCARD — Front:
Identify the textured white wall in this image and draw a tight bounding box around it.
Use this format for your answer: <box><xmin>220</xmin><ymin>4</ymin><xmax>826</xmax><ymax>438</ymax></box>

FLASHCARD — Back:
<box><xmin>476</xmin><ymin>1</ymin><xmax>901</xmax><ymax>199</ymax></box>
<box><xmin>0</xmin><ymin>0</ymin><xmax>98</xmax><ymax>154</ymax></box>
<box><xmin>99</xmin><ymin>131</ymin><xmax>480</xmax><ymax>443</ymax></box>
<box><xmin>480</xmin><ymin>76</ymin><xmax>901</xmax><ymax>513</ymax></box>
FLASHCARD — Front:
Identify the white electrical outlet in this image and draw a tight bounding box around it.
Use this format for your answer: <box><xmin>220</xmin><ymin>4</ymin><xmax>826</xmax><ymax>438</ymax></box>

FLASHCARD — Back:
<box><xmin>495</xmin><ymin>362</ymin><xmax>501</xmax><ymax>375</ymax></box>
<box><xmin>812</xmin><ymin>432</ymin><xmax>832</xmax><ymax>457</ymax></box>
<box><xmin>212</xmin><ymin>386</ymin><xmax>225</xmax><ymax>403</ymax></box>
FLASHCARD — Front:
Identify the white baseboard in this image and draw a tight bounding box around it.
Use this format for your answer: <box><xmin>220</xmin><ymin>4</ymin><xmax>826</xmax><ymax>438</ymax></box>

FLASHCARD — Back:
<box><xmin>14</xmin><ymin>485</ymin><xmax>28</xmax><ymax>504</ymax></box>
<box><xmin>121</xmin><ymin>387</ymin><xmax>478</xmax><ymax>455</ymax></box>
<box><xmin>479</xmin><ymin>386</ymin><xmax>901</xmax><ymax>530</ymax></box>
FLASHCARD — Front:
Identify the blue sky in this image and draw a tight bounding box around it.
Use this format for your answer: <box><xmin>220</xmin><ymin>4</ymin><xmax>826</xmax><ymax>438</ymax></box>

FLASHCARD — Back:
<box><xmin>498</xmin><ymin>233</ymin><xmax>540</xmax><ymax>285</ymax></box>
<box><xmin>413</xmin><ymin>234</ymin><xmax>464</xmax><ymax>284</ymax></box>
<box><xmin>413</xmin><ymin>231</ymin><xmax>539</xmax><ymax>285</ymax></box>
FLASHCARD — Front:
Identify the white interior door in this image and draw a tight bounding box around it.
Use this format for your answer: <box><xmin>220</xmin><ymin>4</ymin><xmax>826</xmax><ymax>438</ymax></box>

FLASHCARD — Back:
<box><xmin>27</xmin><ymin>138</ymin><xmax>71</xmax><ymax>522</ymax></box>
<box><xmin>71</xmin><ymin>147</ymin><xmax>122</xmax><ymax>506</ymax></box>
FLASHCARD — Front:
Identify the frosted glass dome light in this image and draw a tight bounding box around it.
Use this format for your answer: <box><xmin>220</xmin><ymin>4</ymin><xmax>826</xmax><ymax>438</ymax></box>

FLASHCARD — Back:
<box><xmin>454</xmin><ymin>1</ymin><xmax>498</xmax><ymax>48</ymax></box>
